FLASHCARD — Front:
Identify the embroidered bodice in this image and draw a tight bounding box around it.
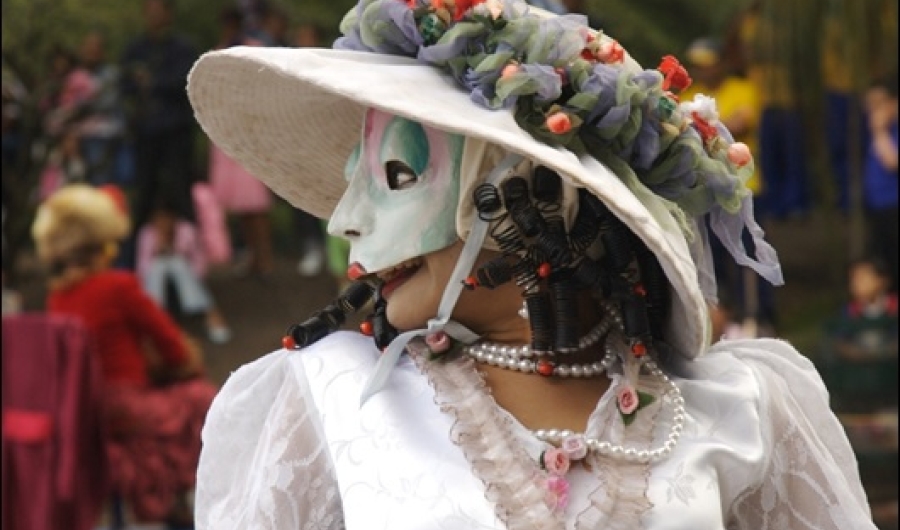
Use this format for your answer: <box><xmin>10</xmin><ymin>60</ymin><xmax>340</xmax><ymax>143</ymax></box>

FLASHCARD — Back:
<box><xmin>195</xmin><ymin>331</ymin><xmax>875</xmax><ymax>529</ymax></box>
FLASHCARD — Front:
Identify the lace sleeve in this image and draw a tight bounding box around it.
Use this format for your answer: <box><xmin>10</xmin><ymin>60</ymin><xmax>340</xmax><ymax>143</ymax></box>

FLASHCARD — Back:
<box><xmin>194</xmin><ymin>350</ymin><xmax>344</xmax><ymax>530</ymax></box>
<box><xmin>726</xmin><ymin>339</ymin><xmax>877</xmax><ymax>530</ymax></box>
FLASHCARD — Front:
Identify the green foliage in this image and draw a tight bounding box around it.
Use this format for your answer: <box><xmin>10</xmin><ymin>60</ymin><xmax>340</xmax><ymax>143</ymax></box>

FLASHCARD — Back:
<box><xmin>0</xmin><ymin>0</ymin><xmax>355</xmax><ymax>89</ymax></box>
<box><xmin>583</xmin><ymin>0</ymin><xmax>752</xmax><ymax>66</ymax></box>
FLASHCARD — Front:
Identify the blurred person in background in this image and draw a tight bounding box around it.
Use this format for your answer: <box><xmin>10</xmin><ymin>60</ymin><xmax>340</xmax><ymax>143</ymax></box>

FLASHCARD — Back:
<box><xmin>207</xmin><ymin>7</ymin><xmax>275</xmax><ymax>278</ymax></box>
<box><xmin>73</xmin><ymin>31</ymin><xmax>133</xmax><ymax>188</ymax></box>
<box><xmin>738</xmin><ymin>0</ymin><xmax>811</xmax><ymax>220</ymax></box>
<box><xmin>121</xmin><ymin>0</ymin><xmax>200</xmax><ymax>269</ymax></box>
<box><xmin>292</xmin><ymin>21</ymin><xmax>329</xmax><ymax>278</ymax></box>
<box><xmin>137</xmin><ymin>197</ymin><xmax>233</xmax><ymax>344</ymax></box>
<box><xmin>820</xmin><ymin>17</ymin><xmax>866</xmax><ymax>214</ymax></box>
<box><xmin>1</xmin><ymin>207</ymin><xmax>22</xmax><ymax>315</ymax></box>
<box><xmin>829</xmin><ymin>257</ymin><xmax>898</xmax><ymax>361</ymax></box>
<box><xmin>31</xmin><ymin>184</ymin><xmax>217</xmax><ymax>527</ymax></box>
<box><xmin>682</xmin><ymin>37</ymin><xmax>776</xmax><ymax>338</ymax></box>
<box><xmin>255</xmin><ymin>3</ymin><xmax>292</xmax><ymax>47</ymax></box>
<box><xmin>862</xmin><ymin>76</ymin><xmax>898</xmax><ymax>292</ymax></box>
<box><xmin>38</xmin><ymin>45</ymin><xmax>91</xmax><ymax>192</ymax></box>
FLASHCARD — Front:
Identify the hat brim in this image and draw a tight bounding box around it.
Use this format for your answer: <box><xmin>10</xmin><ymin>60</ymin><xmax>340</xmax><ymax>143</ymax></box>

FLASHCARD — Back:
<box><xmin>187</xmin><ymin>46</ymin><xmax>710</xmax><ymax>357</ymax></box>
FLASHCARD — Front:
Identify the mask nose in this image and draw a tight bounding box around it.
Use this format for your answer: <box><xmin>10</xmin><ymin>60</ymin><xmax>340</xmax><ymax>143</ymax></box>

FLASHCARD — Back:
<box><xmin>327</xmin><ymin>178</ymin><xmax>374</xmax><ymax>242</ymax></box>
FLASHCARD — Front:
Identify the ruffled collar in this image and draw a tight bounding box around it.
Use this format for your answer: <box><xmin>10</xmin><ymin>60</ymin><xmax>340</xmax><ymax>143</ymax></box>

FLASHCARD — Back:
<box><xmin>408</xmin><ymin>338</ymin><xmax>664</xmax><ymax>529</ymax></box>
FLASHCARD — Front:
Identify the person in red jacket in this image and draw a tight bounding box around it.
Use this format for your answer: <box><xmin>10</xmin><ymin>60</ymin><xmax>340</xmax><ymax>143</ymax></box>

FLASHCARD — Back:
<box><xmin>31</xmin><ymin>183</ymin><xmax>217</xmax><ymax>527</ymax></box>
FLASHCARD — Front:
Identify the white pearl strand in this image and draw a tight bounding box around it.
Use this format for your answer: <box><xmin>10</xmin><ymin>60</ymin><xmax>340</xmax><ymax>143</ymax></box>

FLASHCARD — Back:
<box><xmin>467</xmin><ymin>346</ymin><xmax>617</xmax><ymax>377</ymax></box>
<box><xmin>466</xmin><ymin>300</ymin><xmax>686</xmax><ymax>462</ymax></box>
<box><xmin>533</xmin><ymin>357</ymin><xmax>685</xmax><ymax>464</ymax></box>
<box><xmin>464</xmin><ymin>303</ymin><xmax>621</xmax><ymax>377</ymax></box>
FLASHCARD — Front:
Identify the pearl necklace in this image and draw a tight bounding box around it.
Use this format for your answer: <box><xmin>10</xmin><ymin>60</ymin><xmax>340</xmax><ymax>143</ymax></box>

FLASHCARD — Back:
<box><xmin>467</xmin><ymin>347</ymin><xmax>616</xmax><ymax>377</ymax></box>
<box><xmin>463</xmin><ymin>309</ymin><xmax>620</xmax><ymax>377</ymax></box>
<box><xmin>532</xmin><ymin>358</ymin><xmax>685</xmax><ymax>463</ymax></box>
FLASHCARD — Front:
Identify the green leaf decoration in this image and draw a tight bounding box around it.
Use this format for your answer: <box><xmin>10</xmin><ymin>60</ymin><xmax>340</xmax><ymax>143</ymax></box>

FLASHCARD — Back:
<box><xmin>637</xmin><ymin>390</ymin><xmax>656</xmax><ymax>408</ymax></box>
<box><xmin>620</xmin><ymin>390</ymin><xmax>656</xmax><ymax>427</ymax></box>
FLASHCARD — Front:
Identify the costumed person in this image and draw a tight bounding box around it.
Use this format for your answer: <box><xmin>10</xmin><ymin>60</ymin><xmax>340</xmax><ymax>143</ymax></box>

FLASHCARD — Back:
<box><xmin>187</xmin><ymin>2</ymin><xmax>877</xmax><ymax>528</ymax></box>
<box><xmin>31</xmin><ymin>183</ymin><xmax>217</xmax><ymax>526</ymax></box>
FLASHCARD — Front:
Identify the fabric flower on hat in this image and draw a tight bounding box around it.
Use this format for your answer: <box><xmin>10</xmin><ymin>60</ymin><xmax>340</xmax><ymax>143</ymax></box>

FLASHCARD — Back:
<box><xmin>330</xmin><ymin>0</ymin><xmax>783</xmax><ymax>287</ymax></box>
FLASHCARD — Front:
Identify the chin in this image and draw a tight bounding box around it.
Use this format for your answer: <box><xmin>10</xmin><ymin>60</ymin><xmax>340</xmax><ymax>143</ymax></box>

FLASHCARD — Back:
<box><xmin>374</xmin><ymin>256</ymin><xmax>433</xmax><ymax>332</ymax></box>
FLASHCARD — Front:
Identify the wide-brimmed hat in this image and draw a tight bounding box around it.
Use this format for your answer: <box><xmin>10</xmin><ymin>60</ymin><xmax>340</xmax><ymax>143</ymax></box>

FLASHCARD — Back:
<box><xmin>187</xmin><ymin>0</ymin><xmax>782</xmax><ymax>359</ymax></box>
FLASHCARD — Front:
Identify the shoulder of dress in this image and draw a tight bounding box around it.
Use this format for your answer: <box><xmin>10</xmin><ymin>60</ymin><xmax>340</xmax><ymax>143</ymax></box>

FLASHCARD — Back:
<box><xmin>296</xmin><ymin>330</ymin><xmax>379</xmax><ymax>363</ymax></box>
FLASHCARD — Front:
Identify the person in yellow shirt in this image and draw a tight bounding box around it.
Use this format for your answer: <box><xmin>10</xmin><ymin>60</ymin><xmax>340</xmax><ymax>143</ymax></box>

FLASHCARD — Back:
<box><xmin>682</xmin><ymin>38</ymin><xmax>762</xmax><ymax>194</ymax></box>
<box><xmin>682</xmin><ymin>37</ymin><xmax>777</xmax><ymax>337</ymax></box>
<box><xmin>736</xmin><ymin>2</ymin><xmax>811</xmax><ymax>220</ymax></box>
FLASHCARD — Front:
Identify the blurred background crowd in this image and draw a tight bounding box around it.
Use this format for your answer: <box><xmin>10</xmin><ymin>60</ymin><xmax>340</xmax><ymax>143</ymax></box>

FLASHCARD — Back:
<box><xmin>1</xmin><ymin>0</ymin><xmax>897</xmax><ymax>529</ymax></box>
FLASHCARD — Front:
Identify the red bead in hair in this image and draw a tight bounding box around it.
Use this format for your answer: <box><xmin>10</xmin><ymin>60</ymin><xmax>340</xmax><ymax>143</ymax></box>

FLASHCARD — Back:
<box><xmin>537</xmin><ymin>262</ymin><xmax>552</xmax><ymax>279</ymax></box>
<box><xmin>631</xmin><ymin>341</ymin><xmax>647</xmax><ymax>357</ymax></box>
<box><xmin>359</xmin><ymin>320</ymin><xmax>374</xmax><ymax>336</ymax></box>
<box><xmin>282</xmin><ymin>335</ymin><xmax>297</xmax><ymax>350</ymax></box>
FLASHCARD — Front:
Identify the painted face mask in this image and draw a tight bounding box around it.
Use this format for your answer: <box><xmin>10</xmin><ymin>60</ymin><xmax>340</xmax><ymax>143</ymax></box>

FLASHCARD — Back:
<box><xmin>328</xmin><ymin>108</ymin><xmax>465</xmax><ymax>275</ymax></box>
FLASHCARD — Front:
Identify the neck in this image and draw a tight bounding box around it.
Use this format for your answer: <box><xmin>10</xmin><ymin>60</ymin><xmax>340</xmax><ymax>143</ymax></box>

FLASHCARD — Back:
<box><xmin>474</xmin><ymin>299</ymin><xmax>615</xmax><ymax>433</ymax></box>
<box><xmin>479</xmin><ymin>344</ymin><xmax>612</xmax><ymax>432</ymax></box>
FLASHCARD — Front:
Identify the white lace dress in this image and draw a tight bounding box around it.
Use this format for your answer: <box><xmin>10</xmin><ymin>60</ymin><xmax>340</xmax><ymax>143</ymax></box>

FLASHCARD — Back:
<box><xmin>195</xmin><ymin>331</ymin><xmax>877</xmax><ymax>529</ymax></box>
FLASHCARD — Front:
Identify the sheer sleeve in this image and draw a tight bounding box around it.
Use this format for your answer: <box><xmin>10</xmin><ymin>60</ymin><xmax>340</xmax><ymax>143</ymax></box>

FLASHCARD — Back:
<box><xmin>726</xmin><ymin>339</ymin><xmax>877</xmax><ymax>530</ymax></box>
<box><xmin>194</xmin><ymin>349</ymin><xmax>344</xmax><ymax>530</ymax></box>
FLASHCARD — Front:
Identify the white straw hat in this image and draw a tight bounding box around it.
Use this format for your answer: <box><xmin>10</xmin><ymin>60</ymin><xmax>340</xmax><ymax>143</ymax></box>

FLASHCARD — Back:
<box><xmin>187</xmin><ymin>1</ymin><xmax>782</xmax><ymax>359</ymax></box>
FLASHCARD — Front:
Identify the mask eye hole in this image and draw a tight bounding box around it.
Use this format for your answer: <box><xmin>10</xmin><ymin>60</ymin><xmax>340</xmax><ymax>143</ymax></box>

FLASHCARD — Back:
<box><xmin>386</xmin><ymin>160</ymin><xmax>419</xmax><ymax>190</ymax></box>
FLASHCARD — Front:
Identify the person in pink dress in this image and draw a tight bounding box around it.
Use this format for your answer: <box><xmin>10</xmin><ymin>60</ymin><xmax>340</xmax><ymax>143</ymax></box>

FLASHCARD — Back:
<box><xmin>207</xmin><ymin>7</ymin><xmax>274</xmax><ymax>277</ymax></box>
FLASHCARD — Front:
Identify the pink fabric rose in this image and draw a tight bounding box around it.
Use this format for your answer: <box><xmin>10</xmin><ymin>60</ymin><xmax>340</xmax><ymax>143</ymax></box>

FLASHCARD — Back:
<box><xmin>541</xmin><ymin>447</ymin><xmax>570</xmax><ymax>476</ymax></box>
<box><xmin>597</xmin><ymin>40</ymin><xmax>625</xmax><ymax>64</ymax></box>
<box><xmin>561</xmin><ymin>434</ymin><xmax>588</xmax><ymax>460</ymax></box>
<box><xmin>545</xmin><ymin>112</ymin><xmax>571</xmax><ymax>134</ymax></box>
<box><xmin>727</xmin><ymin>142</ymin><xmax>752</xmax><ymax>168</ymax></box>
<box><xmin>617</xmin><ymin>384</ymin><xmax>639</xmax><ymax>415</ymax></box>
<box><xmin>501</xmin><ymin>64</ymin><xmax>520</xmax><ymax>79</ymax></box>
<box><xmin>425</xmin><ymin>331</ymin><xmax>450</xmax><ymax>353</ymax></box>
<box><xmin>545</xmin><ymin>475</ymin><xmax>570</xmax><ymax>511</ymax></box>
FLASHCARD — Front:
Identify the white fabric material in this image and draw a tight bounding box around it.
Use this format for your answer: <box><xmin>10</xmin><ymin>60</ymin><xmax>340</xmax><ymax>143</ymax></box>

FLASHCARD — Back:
<box><xmin>195</xmin><ymin>332</ymin><xmax>876</xmax><ymax>530</ymax></box>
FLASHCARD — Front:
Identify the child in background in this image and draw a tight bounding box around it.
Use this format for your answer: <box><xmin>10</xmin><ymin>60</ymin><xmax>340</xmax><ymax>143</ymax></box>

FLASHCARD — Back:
<box><xmin>863</xmin><ymin>77</ymin><xmax>898</xmax><ymax>292</ymax></box>
<box><xmin>830</xmin><ymin>257</ymin><xmax>898</xmax><ymax>361</ymax></box>
<box><xmin>137</xmin><ymin>198</ymin><xmax>232</xmax><ymax>344</ymax></box>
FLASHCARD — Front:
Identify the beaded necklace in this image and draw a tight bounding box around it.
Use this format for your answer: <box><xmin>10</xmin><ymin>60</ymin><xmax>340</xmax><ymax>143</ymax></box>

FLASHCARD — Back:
<box><xmin>451</xmin><ymin>305</ymin><xmax>685</xmax><ymax>467</ymax></box>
